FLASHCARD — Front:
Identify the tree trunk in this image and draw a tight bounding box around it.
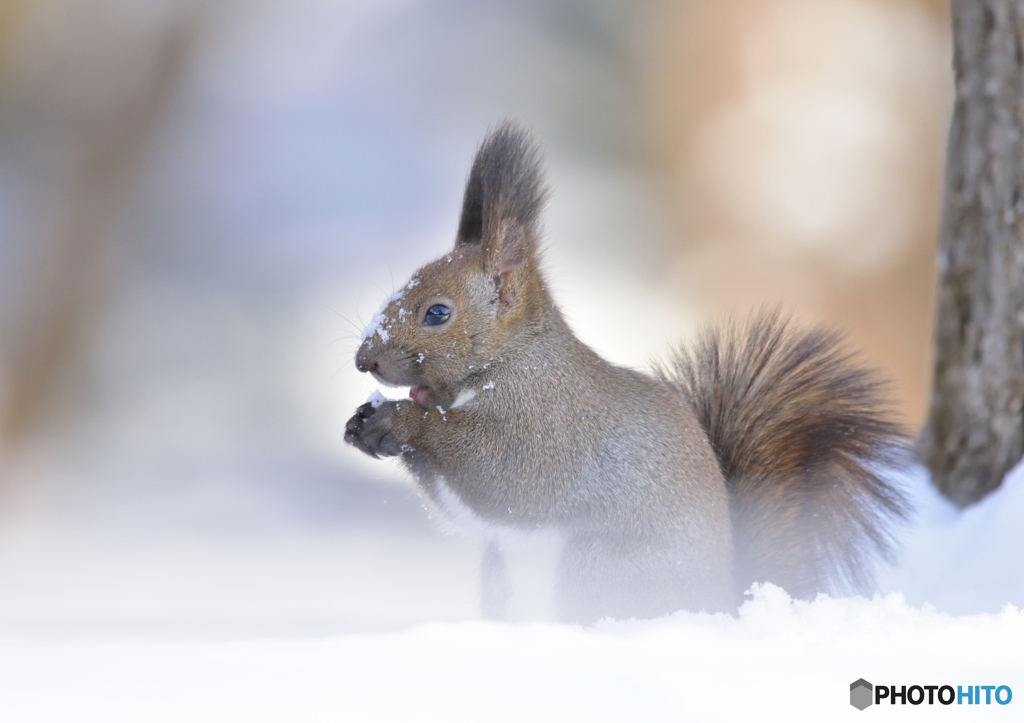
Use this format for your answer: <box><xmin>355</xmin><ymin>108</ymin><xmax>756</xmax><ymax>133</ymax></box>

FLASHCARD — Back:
<box><xmin>921</xmin><ymin>0</ymin><xmax>1024</xmax><ymax>508</ymax></box>
<box><xmin>0</xmin><ymin>6</ymin><xmax>195</xmax><ymax>447</ymax></box>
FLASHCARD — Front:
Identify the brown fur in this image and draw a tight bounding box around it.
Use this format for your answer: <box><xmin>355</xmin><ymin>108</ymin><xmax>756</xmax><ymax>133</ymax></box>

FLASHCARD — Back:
<box><xmin>658</xmin><ymin>311</ymin><xmax>909</xmax><ymax>601</ymax></box>
<box><xmin>345</xmin><ymin>121</ymin><xmax>909</xmax><ymax>622</ymax></box>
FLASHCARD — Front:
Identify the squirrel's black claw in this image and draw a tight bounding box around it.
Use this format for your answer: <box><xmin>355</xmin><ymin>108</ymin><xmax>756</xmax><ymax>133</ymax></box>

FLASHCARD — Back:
<box><xmin>345</xmin><ymin>402</ymin><xmax>401</xmax><ymax>459</ymax></box>
<box><xmin>344</xmin><ymin>403</ymin><xmax>378</xmax><ymax>457</ymax></box>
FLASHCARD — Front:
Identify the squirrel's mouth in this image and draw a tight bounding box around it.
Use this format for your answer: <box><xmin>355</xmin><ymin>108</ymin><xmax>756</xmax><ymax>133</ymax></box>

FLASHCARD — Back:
<box><xmin>409</xmin><ymin>384</ymin><xmax>433</xmax><ymax>406</ymax></box>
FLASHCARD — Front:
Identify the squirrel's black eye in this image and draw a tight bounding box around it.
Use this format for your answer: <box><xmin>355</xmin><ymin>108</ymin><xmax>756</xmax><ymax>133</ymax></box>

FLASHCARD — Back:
<box><xmin>424</xmin><ymin>304</ymin><xmax>451</xmax><ymax>326</ymax></box>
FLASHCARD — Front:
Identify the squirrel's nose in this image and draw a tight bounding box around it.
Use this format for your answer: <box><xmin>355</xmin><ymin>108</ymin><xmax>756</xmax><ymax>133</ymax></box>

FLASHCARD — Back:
<box><xmin>355</xmin><ymin>344</ymin><xmax>377</xmax><ymax>374</ymax></box>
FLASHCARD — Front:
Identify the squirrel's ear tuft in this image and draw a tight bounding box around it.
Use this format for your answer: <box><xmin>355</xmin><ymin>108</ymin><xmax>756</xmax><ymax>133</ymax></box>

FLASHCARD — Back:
<box><xmin>455</xmin><ymin>120</ymin><xmax>548</xmax><ymax>279</ymax></box>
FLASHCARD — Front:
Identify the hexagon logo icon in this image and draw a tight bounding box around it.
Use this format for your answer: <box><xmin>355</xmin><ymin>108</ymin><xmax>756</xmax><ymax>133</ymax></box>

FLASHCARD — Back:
<box><xmin>851</xmin><ymin>679</ymin><xmax>873</xmax><ymax>710</ymax></box>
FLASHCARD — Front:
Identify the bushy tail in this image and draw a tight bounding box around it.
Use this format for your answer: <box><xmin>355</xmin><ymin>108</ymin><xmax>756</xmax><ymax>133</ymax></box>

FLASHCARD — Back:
<box><xmin>660</xmin><ymin>309</ymin><xmax>910</xmax><ymax>601</ymax></box>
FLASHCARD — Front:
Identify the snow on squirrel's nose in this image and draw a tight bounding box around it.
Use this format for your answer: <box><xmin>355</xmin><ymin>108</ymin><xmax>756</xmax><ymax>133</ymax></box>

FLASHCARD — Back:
<box><xmin>354</xmin><ymin>342</ymin><xmax>377</xmax><ymax>374</ymax></box>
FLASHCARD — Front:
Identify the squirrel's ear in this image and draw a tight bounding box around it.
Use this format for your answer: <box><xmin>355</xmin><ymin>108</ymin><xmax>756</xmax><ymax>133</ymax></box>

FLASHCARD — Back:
<box><xmin>455</xmin><ymin>120</ymin><xmax>547</xmax><ymax>300</ymax></box>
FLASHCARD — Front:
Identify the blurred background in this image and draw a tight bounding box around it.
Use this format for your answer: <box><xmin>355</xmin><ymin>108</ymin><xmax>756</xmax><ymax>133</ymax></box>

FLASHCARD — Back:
<box><xmin>0</xmin><ymin>0</ymin><xmax>951</xmax><ymax>637</ymax></box>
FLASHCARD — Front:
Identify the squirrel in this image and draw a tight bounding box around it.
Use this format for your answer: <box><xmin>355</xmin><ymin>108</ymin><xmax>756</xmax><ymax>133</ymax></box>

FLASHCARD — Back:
<box><xmin>344</xmin><ymin>120</ymin><xmax>909</xmax><ymax>624</ymax></box>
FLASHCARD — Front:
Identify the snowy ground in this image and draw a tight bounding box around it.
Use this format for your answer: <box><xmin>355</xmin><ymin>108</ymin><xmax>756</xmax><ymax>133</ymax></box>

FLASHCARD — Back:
<box><xmin>878</xmin><ymin>460</ymin><xmax>1024</xmax><ymax>616</ymax></box>
<box><xmin>0</xmin><ymin>457</ymin><xmax>1022</xmax><ymax>721</ymax></box>
<box><xmin>2</xmin><ymin>586</ymin><xmax>1021</xmax><ymax>723</ymax></box>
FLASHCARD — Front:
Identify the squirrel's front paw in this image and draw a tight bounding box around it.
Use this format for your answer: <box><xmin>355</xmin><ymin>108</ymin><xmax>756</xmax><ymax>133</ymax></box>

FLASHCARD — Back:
<box><xmin>344</xmin><ymin>401</ymin><xmax>407</xmax><ymax>458</ymax></box>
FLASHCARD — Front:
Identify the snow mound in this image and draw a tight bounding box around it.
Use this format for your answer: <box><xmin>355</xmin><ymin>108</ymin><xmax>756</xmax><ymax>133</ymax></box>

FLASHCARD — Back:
<box><xmin>2</xmin><ymin>584</ymin><xmax>1020</xmax><ymax>722</ymax></box>
<box><xmin>879</xmin><ymin>458</ymin><xmax>1024</xmax><ymax>614</ymax></box>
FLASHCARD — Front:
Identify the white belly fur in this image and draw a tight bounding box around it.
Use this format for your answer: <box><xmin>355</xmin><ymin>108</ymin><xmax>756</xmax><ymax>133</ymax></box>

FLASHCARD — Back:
<box><xmin>434</xmin><ymin>478</ymin><xmax>563</xmax><ymax>622</ymax></box>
